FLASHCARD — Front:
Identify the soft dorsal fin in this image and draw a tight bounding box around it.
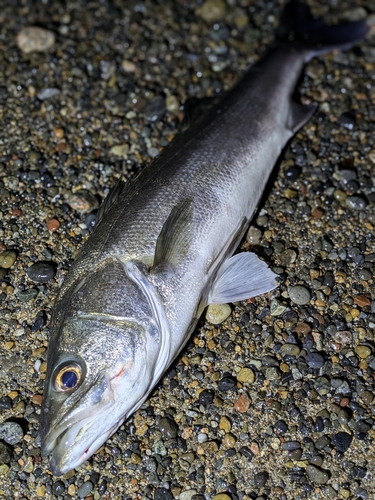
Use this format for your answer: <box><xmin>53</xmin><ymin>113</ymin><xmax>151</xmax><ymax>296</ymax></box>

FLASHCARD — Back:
<box><xmin>152</xmin><ymin>199</ymin><xmax>194</xmax><ymax>274</ymax></box>
<box><xmin>287</xmin><ymin>101</ymin><xmax>318</xmax><ymax>134</ymax></box>
<box><xmin>207</xmin><ymin>252</ymin><xmax>278</xmax><ymax>305</ymax></box>
<box><xmin>96</xmin><ymin>178</ymin><xmax>127</xmax><ymax>225</ymax></box>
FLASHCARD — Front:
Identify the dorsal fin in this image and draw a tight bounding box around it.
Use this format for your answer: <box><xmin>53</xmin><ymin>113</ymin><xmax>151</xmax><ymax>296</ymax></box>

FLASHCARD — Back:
<box><xmin>96</xmin><ymin>179</ymin><xmax>127</xmax><ymax>225</ymax></box>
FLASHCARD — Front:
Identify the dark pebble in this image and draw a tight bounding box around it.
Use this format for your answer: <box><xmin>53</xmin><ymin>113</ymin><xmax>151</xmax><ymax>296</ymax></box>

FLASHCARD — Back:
<box><xmin>315</xmin><ymin>417</ymin><xmax>325</xmax><ymax>432</ymax></box>
<box><xmin>52</xmin><ymin>481</ymin><xmax>65</xmax><ymax>495</ymax></box>
<box><xmin>158</xmin><ymin>417</ymin><xmax>178</xmax><ymax>439</ymax></box>
<box><xmin>199</xmin><ymin>389</ymin><xmax>214</xmax><ymax>406</ymax></box>
<box><xmin>31</xmin><ymin>310</ymin><xmax>47</xmax><ymax>332</ymax></box>
<box><xmin>40</xmin><ymin>170</ymin><xmax>55</xmax><ymax>187</ymax></box>
<box><xmin>85</xmin><ymin>210</ymin><xmax>98</xmax><ymax>231</ymax></box>
<box><xmin>254</xmin><ymin>471</ymin><xmax>268</xmax><ymax>488</ymax></box>
<box><xmin>98</xmin><ymin>480</ymin><xmax>107</xmax><ymax>494</ymax></box>
<box><xmin>261</xmin><ymin>355</ymin><xmax>279</xmax><ymax>367</ymax></box>
<box><xmin>218</xmin><ymin>376</ymin><xmax>237</xmax><ymax>392</ymax></box>
<box><xmin>154</xmin><ymin>487</ymin><xmax>173</xmax><ymax>500</ymax></box>
<box><xmin>332</xmin><ymin>432</ymin><xmax>353</xmax><ymax>453</ymax></box>
<box><xmin>355</xmin><ymin>487</ymin><xmax>369</xmax><ymax>499</ymax></box>
<box><xmin>338</xmin><ymin>111</ymin><xmax>356</xmax><ymax>130</ymax></box>
<box><xmin>239</xmin><ymin>446</ymin><xmax>254</xmax><ymax>460</ymax></box>
<box><xmin>144</xmin><ymin>95</ymin><xmax>166</xmax><ymax>122</ymax></box>
<box><xmin>351</xmin><ymin>465</ymin><xmax>367</xmax><ymax>478</ymax></box>
<box><xmin>284</xmin><ymin>166</ymin><xmax>301</xmax><ymax>181</ymax></box>
<box><xmin>274</xmin><ymin>420</ymin><xmax>288</xmax><ymax>434</ymax></box>
<box><xmin>0</xmin><ymin>397</ymin><xmax>12</xmax><ymax>411</ymax></box>
<box><xmin>305</xmin><ymin>353</ymin><xmax>325</xmax><ymax>369</ymax></box>
<box><xmin>0</xmin><ymin>442</ymin><xmax>12</xmax><ymax>464</ymax></box>
<box><xmin>282</xmin><ymin>441</ymin><xmax>301</xmax><ymax>451</ymax></box>
<box><xmin>27</xmin><ymin>261</ymin><xmax>56</xmax><ymax>283</ymax></box>
<box><xmin>346</xmin><ymin>195</ymin><xmax>368</xmax><ymax>210</ymax></box>
<box><xmin>315</xmin><ymin>435</ymin><xmax>331</xmax><ymax>450</ymax></box>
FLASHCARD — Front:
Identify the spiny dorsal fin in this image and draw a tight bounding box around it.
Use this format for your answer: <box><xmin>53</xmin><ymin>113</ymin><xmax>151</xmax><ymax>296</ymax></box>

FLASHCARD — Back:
<box><xmin>152</xmin><ymin>199</ymin><xmax>194</xmax><ymax>275</ymax></box>
<box><xmin>96</xmin><ymin>178</ymin><xmax>127</xmax><ymax>225</ymax></box>
<box><xmin>207</xmin><ymin>252</ymin><xmax>278</xmax><ymax>305</ymax></box>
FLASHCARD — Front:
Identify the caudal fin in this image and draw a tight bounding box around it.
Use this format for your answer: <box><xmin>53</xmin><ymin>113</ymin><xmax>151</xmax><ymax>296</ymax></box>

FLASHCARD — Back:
<box><xmin>276</xmin><ymin>0</ymin><xmax>369</xmax><ymax>55</ymax></box>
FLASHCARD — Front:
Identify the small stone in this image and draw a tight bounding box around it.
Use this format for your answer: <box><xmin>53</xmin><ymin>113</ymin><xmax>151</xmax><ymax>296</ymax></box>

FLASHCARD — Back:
<box><xmin>212</xmin><ymin>495</ymin><xmax>231</xmax><ymax>500</ymax></box>
<box><xmin>77</xmin><ymin>481</ymin><xmax>94</xmax><ymax>499</ymax></box>
<box><xmin>110</xmin><ymin>144</ymin><xmax>129</xmax><ymax>157</ymax></box>
<box><xmin>53</xmin><ymin>127</ymin><xmax>65</xmax><ymax>139</ymax></box>
<box><xmin>0</xmin><ymin>421</ymin><xmax>24</xmax><ymax>445</ymax></box>
<box><xmin>254</xmin><ymin>471</ymin><xmax>268</xmax><ymax>488</ymax></box>
<box><xmin>199</xmin><ymin>441</ymin><xmax>218</xmax><ymax>454</ymax></box>
<box><xmin>52</xmin><ymin>481</ymin><xmax>65</xmax><ymax>495</ymax></box>
<box><xmin>121</xmin><ymin>59</ymin><xmax>137</xmax><ymax>73</ymax></box>
<box><xmin>312</xmin><ymin>207</ymin><xmax>324</xmax><ymax>219</ymax></box>
<box><xmin>36</xmin><ymin>485</ymin><xmax>46</xmax><ymax>497</ymax></box>
<box><xmin>288</xmin><ymin>285</ymin><xmax>311</xmax><ymax>305</ymax></box>
<box><xmin>219</xmin><ymin>416</ymin><xmax>231</xmax><ymax>433</ymax></box>
<box><xmin>346</xmin><ymin>195</ymin><xmax>367</xmax><ymax>210</ymax></box>
<box><xmin>0</xmin><ymin>465</ymin><xmax>9</xmax><ymax>475</ymax></box>
<box><xmin>144</xmin><ymin>95</ymin><xmax>166</xmax><ymax>122</ymax></box>
<box><xmin>0</xmin><ymin>443</ymin><xmax>11</xmax><ymax>464</ymax></box>
<box><xmin>305</xmin><ymin>353</ymin><xmax>325</xmax><ymax>369</ymax></box>
<box><xmin>278</xmin><ymin>249</ymin><xmax>297</xmax><ymax>266</ymax></box>
<box><xmin>17</xmin><ymin>26</ymin><xmax>55</xmax><ymax>54</ymax></box>
<box><xmin>355</xmin><ymin>345</ymin><xmax>372</xmax><ymax>359</ymax></box>
<box><xmin>218</xmin><ymin>376</ymin><xmax>236</xmax><ymax>392</ymax></box>
<box><xmin>280</xmin><ymin>343</ymin><xmax>300</xmax><ymax>356</ymax></box>
<box><xmin>27</xmin><ymin>262</ymin><xmax>56</xmax><ymax>283</ymax></box>
<box><xmin>67</xmin><ymin>189</ymin><xmax>99</xmax><ymax>213</ymax></box>
<box><xmin>0</xmin><ymin>250</ymin><xmax>17</xmax><ymax>269</ymax></box>
<box><xmin>270</xmin><ymin>299</ymin><xmax>286</xmax><ymax>316</ymax></box>
<box><xmin>158</xmin><ymin>417</ymin><xmax>178</xmax><ymax>439</ymax></box>
<box><xmin>199</xmin><ymin>389</ymin><xmax>214</xmax><ymax>406</ymax></box>
<box><xmin>233</xmin><ymin>392</ymin><xmax>251</xmax><ymax>412</ymax></box>
<box><xmin>246</xmin><ymin>226</ymin><xmax>262</xmax><ymax>245</ymax></box>
<box><xmin>223</xmin><ymin>433</ymin><xmax>236</xmax><ymax>448</ymax></box>
<box><xmin>206</xmin><ymin>304</ymin><xmax>231</xmax><ymax>324</ymax></box>
<box><xmin>46</xmin><ymin>218</ymin><xmax>60</xmax><ymax>232</ymax></box>
<box><xmin>306</xmin><ymin>464</ymin><xmax>329</xmax><ymax>484</ymax></box>
<box><xmin>332</xmin><ymin>432</ymin><xmax>353</xmax><ymax>453</ymax></box>
<box><xmin>179</xmin><ymin>490</ymin><xmax>197</xmax><ymax>500</ymax></box>
<box><xmin>237</xmin><ymin>367</ymin><xmax>255</xmax><ymax>384</ymax></box>
<box><xmin>196</xmin><ymin>0</ymin><xmax>226</xmax><ymax>23</ymax></box>
<box><xmin>32</xmin><ymin>394</ymin><xmax>43</xmax><ymax>406</ymax></box>
<box><xmin>354</xmin><ymin>294</ymin><xmax>371</xmax><ymax>307</ymax></box>
<box><xmin>166</xmin><ymin>95</ymin><xmax>180</xmax><ymax>114</ymax></box>
<box><xmin>37</xmin><ymin>88</ymin><xmax>60</xmax><ymax>100</ymax></box>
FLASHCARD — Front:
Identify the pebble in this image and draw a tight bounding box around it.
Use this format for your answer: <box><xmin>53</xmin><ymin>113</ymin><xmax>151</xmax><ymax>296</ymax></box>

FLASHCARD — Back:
<box><xmin>196</xmin><ymin>0</ymin><xmax>226</xmax><ymax>23</ymax></box>
<box><xmin>219</xmin><ymin>416</ymin><xmax>231</xmax><ymax>433</ymax></box>
<box><xmin>77</xmin><ymin>481</ymin><xmax>94</xmax><ymax>499</ymax></box>
<box><xmin>46</xmin><ymin>218</ymin><xmax>60</xmax><ymax>232</ymax></box>
<box><xmin>166</xmin><ymin>95</ymin><xmax>180</xmax><ymax>114</ymax></box>
<box><xmin>0</xmin><ymin>422</ymin><xmax>24</xmax><ymax>445</ymax></box>
<box><xmin>0</xmin><ymin>250</ymin><xmax>17</xmax><ymax>269</ymax></box>
<box><xmin>144</xmin><ymin>96</ymin><xmax>166</xmax><ymax>122</ymax></box>
<box><xmin>233</xmin><ymin>393</ymin><xmax>251</xmax><ymax>412</ymax></box>
<box><xmin>246</xmin><ymin>226</ymin><xmax>262</xmax><ymax>245</ymax></box>
<box><xmin>237</xmin><ymin>367</ymin><xmax>255</xmax><ymax>384</ymax></box>
<box><xmin>179</xmin><ymin>490</ymin><xmax>197</xmax><ymax>500</ymax></box>
<box><xmin>288</xmin><ymin>285</ymin><xmax>311</xmax><ymax>305</ymax></box>
<box><xmin>354</xmin><ymin>345</ymin><xmax>372</xmax><ymax>359</ymax></box>
<box><xmin>110</xmin><ymin>144</ymin><xmax>129</xmax><ymax>157</ymax></box>
<box><xmin>27</xmin><ymin>262</ymin><xmax>56</xmax><ymax>283</ymax></box>
<box><xmin>67</xmin><ymin>189</ymin><xmax>99</xmax><ymax>213</ymax></box>
<box><xmin>16</xmin><ymin>26</ymin><xmax>55</xmax><ymax>53</ymax></box>
<box><xmin>305</xmin><ymin>464</ymin><xmax>329</xmax><ymax>484</ymax></box>
<box><xmin>212</xmin><ymin>495</ymin><xmax>231</xmax><ymax>500</ymax></box>
<box><xmin>305</xmin><ymin>353</ymin><xmax>325</xmax><ymax>369</ymax></box>
<box><xmin>158</xmin><ymin>417</ymin><xmax>178</xmax><ymax>439</ymax></box>
<box><xmin>37</xmin><ymin>88</ymin><xmax>60</xmax><ymax>100</ymax></box>
<box><xmin>206</xmin><ymin>304</ymin><xmax>231</xmax><ymax>324</ymax></box>
<box><xmin>0</xmin><ymin>443</ymin><xmax>11</xmax><ymax>464</ymax></box>
<box><xmin>346</xmin><ymin>195</ymin><xmax>367</xmax><ymax>210</ymax></box>
<box><xmin>254</xmin><ymin>471</ymin><xmax>268</xmax><ymax>488</ymax></box>
<box><xmin>280</xmin><ymin>343</ymin><xmax>300</xmax><ymax>356</ymax></box>
<box><xmin>332</xmin><ymin>432</ymin><xmax>353</xmax><ymax>453</ymax></box>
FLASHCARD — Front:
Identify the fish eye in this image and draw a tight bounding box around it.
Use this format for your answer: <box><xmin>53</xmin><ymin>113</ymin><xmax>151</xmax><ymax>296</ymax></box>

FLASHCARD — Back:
<box><xmin>54</xmin><ymin>363</ymin><xmax>82</xmax><ymax>392</ymax></box>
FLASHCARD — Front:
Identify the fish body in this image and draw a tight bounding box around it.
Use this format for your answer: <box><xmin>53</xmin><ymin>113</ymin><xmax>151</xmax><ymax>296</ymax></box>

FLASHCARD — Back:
<box><xmin>40</xmin><ymin>0</ymin><xmax>368</xmax><ymax>475</ymax></box>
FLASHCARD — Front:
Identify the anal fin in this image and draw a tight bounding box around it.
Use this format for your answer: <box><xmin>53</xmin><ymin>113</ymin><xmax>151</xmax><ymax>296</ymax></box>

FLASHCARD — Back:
<box><xmin>207</xmin><ymin>252</ymin><xmax>278</xmax><ymax>305</ymax></box>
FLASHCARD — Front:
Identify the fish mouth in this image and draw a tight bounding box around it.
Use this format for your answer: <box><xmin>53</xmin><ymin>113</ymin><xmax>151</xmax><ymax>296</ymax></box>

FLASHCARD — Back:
<box><xmin>42</xmin><ymin>372</ymin><xmax>118</xmax><ymax>476</ymax></box>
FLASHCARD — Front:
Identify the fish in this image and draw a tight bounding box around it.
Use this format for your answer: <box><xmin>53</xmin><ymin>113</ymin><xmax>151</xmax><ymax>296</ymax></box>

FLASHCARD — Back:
<box><xmin>40</xmin><ymin>0</ymin><xmax>368</xmax><ymax>476</ymax></box>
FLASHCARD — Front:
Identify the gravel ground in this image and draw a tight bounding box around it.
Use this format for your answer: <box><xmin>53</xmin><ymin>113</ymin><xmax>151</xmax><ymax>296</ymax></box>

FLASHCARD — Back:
<box><xmin>1</xmin><ymin>1</ymin><xmax>375</xmax><ymax>499</ymax></box>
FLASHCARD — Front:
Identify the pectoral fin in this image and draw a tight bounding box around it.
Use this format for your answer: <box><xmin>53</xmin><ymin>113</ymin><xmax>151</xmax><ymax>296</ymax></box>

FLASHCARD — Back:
<box><xmin>287</xmin><ymin>101</ymin><xmax>318</xmax><ymax>134</ymax></box>
<box><xmin>153</xmin><ymin>199</ymin><xmax>194</xmax><ymax>274</ymax></box>
<box><xmin>207</xmin><ymin>252</ymin><xmax>278</xmax><ymax>305</ymax></box>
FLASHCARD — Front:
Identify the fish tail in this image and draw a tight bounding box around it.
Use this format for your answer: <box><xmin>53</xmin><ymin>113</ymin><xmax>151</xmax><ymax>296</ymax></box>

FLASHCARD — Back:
<box><xmin>276</xmin><ymin>0</ymin><xmax>369</xmax><ymax>56</ymax></box>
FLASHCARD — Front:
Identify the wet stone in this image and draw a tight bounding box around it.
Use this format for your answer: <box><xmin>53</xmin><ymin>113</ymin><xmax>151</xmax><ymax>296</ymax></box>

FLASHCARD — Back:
<box><xmin>77</xmin><ymin>481</ymin><xmax>93</xmax><ymax>499</ymax></box>
<box><xmin>218</xmin><ymin>376</ymin><xmax>237</xmax><ymax>392</ymax></box>
<box><xmin>199</xmin><ymin>390</ymin><xmax>214</xmax><ymax>406</ymax></box>
<box><xmin>206</xmin><ymin>304</ymin><xmax>231</xmax><ymax>324</ymax></box>
<box><xmin>0</xmin><ymin>250</ymin><xmax>17</xmax><ymax>269</ymax></box>
<box><xmin>0</xmin><ymin>422</ymin><xmax>24</xmax><ymax>445</ymax></box>
<box><xmin>315</xmin><ymin>435</ymin><xmax>331</xmax><ymax>450</ymax></box>
<box><xmin>0</xmin><ymin>397</ymin><xmax>12</xmax><ymax>410</ymax></box>
<box><xmin>246</xmin><ymin>226</ymin><xmax>262</xmax><ymax>245</ymax></box>
<box><xmin>144</xmin><ymin>96</ymin><xmax>166</xmax><ymax>122</ymax></box>
<box><xmin>52</xmin><ymin>481</ymin><xmax>65</xmax><ymax>495</ymax></box>
<box><xmin>305</xmin><ymin>353</ymin><xmax>325</xmax><ymax>369</ymax></box>
<box><xmin>17</xmin><ymin>288</ymin><xmax>38</xmax><ymax>301</ymax></box>
<box><xmin>346</xmin><ymin>195</ymin><xmax>367</xmax><ymax>210</ymax></box>
<box><xmin>254</xmin><ymin>471</ymin><xmax>268</xmax><ymax>488</ymax></box>
<box><xmin>37</xmin><ymin>87</ymin><xmax>60</xmax><ymax>100</ymax></box>
<box><xmin>288</xmin><ymin>285</ymin><xmax>311</xmax><ymax>305</ymax></box>
<box><xmin>197</xmin><ymin>0</ymin><xmax>226</xmax><ymax>23</ymax></box>
<box><xmin>16</xmin><ymin>26</ymin><xmax>55</xmax><ymax>53</ymax></box>
<box><xmin>0</xmin><ymin>443</ymin><xmax>11</xmax><ymax>464</ymax></box>
<box><xmin>27</xmin><ymin>261</ymin><xmax>56</xmax><ymax>283</ymax></box>
<box><xmin>282</xmin><ymin>441</ymin><xmax>301</xmax><ymax>451</ymax></box>
<box><xmin>354</xmin><ymin>345</ymin><xmax>372</xmax><ymax>359</ymax></box>
<box><xmin>158</xmin><ymin>417</ymin><xmax>178</xmax><ymax>439</ymax></box>
<box><xmin>275</xmin><ymin>420</ymin><xmax>288</xmax><ymax>434</ymax></box>
<box><xmin>332</xmin><ymin>432</ymin><xmax>353</xmax><ymax>453</ymax></box>
<box><xmin>237</xmin><ymin>367</ymin><xmax>255</xmax><ymax>384</ymax></box>
<box><xmin>306</xmin><ymin>464</ymin><xmax>330</xmax><ymax>484</ymax></box>
<box><xmin>154</xmin><ymin>487</ymin><xmax>173</xmax><ymax>500</ymax></box>
<box><xmin>280</xmin><ymin>343</ymin><xmax>300</xmax><ymax>357</ymax></box>
<box><xmin>67</xmin><ymin>189</ymin><xmax>99</xmax><ymax>213</ymax></box>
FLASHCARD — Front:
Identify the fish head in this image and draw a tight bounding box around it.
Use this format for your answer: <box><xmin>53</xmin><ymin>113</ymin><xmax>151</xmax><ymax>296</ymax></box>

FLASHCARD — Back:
<box><xmin>40</xmin><ymin>259</ymin><xmax>170</xmax><ymax>476</ymax></box>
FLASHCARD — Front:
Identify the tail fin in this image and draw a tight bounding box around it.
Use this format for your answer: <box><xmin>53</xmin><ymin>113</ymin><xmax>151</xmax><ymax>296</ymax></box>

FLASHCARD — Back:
<box><xmin>276</xmin><ymin>0</ymin><xmax>369</xmax><ymax>55</ymax></box>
